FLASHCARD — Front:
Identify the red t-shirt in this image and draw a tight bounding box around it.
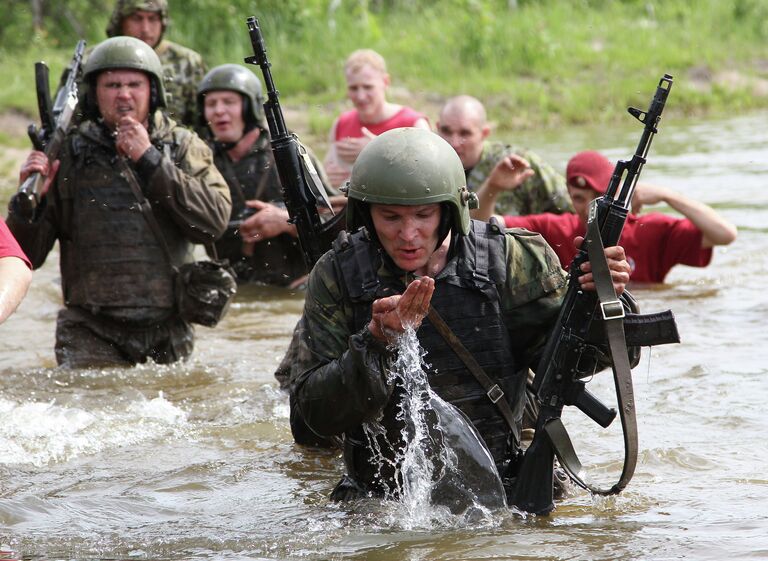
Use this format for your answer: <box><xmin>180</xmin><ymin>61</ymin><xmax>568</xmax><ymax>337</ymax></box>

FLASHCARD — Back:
<box><xmin>504</xmin><ymin>212</ymin><xmax>711</xmax><ymax>283</ymax></box>
<box><xmin>0</xmin><ymin>218</ymin><xmax>31</xmax><ymax>268</ymax></box>
<box><xmin>334</xmin><ymin>107</ymin><xmax>427</xmax><ymax>140</ymax></box>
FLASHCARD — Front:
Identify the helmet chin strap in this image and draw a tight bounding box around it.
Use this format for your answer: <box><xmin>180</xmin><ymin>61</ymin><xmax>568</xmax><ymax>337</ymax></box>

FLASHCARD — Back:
<box><xmin>435</xmin><ymin>202</ymin><xmax>454</xmax><ymax>251</ymax></box>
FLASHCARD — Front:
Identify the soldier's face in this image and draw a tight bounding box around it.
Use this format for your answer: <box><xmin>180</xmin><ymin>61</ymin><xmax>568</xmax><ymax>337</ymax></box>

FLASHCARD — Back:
<box><xmin>203</xmin><ymin>91</ymin><xmax>245</xmax><ymax>143</ymax></box>
<box><xmin>122</xmin><ymin>10</ymin><xmax>163</xmax><ymax>48</ymax></box>
<box><xmin>567</xmin><ymin>184</ymin><xmax>601</xmax><ymax>225</ymax></box>
<box><xmin>370</xmin><ymin>203</ymin><xmax>442</xmax><ymax>274</ymax></box>
<box><xmin>96</xmin><ymin>70</ymin><xmax>151</xmax><ymax>128</ymax></box>
<box><xmin>436</xmin><ymin>110</ymin><xmax>490</xmax><ymax>170</ymax></box>
<box><xmin>345</xmin><ymin>64</ymin><xmax>389</xmax><ymax>123</ymax></box>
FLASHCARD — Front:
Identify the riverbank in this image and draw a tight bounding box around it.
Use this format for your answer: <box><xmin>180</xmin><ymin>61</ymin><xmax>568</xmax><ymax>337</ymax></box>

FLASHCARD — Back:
<box><xmin>3</xmin><ymin>1</ymin><xmax>768</xmax><ymax>138</ymax></box>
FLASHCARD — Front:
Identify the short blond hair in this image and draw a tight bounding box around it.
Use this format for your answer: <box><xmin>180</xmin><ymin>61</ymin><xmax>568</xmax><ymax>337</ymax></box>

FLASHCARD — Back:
<box><xmin>344</xmin><ymin>49</ymin><xmax>387</xmax><ymax>75</ymax></box>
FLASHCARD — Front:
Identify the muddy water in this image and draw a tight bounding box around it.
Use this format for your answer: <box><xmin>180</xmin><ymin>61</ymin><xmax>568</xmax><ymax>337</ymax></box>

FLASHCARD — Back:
<box><xmin>0</xmin><ymin>110</ymin><xmax>766</xmax><ymax>560</ymax></box>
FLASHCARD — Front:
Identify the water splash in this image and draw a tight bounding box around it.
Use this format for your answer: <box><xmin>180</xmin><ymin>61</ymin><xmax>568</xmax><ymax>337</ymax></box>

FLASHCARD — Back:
<box><xmin>363</xmin><ymin>325</ymin><xmax>506</xmax><ymax>528</ymax></box>
<box><xmin>0</xmin><ymin>392</ymin><xmax>188</xmax><ymax>467</ymax></box>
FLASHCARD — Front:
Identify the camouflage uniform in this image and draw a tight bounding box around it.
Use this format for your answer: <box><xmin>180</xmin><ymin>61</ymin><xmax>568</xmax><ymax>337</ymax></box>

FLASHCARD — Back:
<box><xmin>467</xmin><ymin>140</ymin><xmax>573</xmax><ymax>216</ymax></box>
<box><xmin>153</xmin><ymin>40</ymin><xmax>207</xmax><ymax>127</ymax></box>
<box><xmin>7</xmin><ymin>110</ymin><xmax>231</xmax><ymax>368</ymax></box>
<box><xmin>106</xmin><ymin>0</ymin><xmax>207</xmax><ymax>128</ymax></box>
<box><xmin>209</xmin><ymin>130</ymin><xmax>333</xmax><ymax>286</ymax></box>
<box><xmin>289</xmin><ymin>221</ymin><xmax>568</xmax><ymax>495</ymax></box>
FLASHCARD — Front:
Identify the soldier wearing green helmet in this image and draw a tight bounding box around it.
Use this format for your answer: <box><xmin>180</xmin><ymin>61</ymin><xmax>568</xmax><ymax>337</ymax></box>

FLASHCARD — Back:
<box><xmin>7</xmin><ymin>36</ymin><xmax>231</xmax><ymax>368</ymax></box>
<box><xmin>197</xmin><ymin>63</ymin><xmax>337</xmax><ymax>287</ymax></box>
<box><xmin>105</xmin><ymin>0</ymin><xmax>206</xmax><ymax>127</ymax></box>
<box><xmin>284</xmin><ymin>127</ymin><xmax>634</xmax><ymax>505</ymax></box>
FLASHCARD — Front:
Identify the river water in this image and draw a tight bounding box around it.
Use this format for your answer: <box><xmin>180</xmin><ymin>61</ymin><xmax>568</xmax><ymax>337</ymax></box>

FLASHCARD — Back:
<box><xmin>0</xmin><ymin>109</ymin><xmax>766</xmax><ymax>560</ymax></box>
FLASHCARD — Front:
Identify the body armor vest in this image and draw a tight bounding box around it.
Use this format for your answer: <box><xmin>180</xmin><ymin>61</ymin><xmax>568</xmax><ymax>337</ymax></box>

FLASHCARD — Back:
<box><xmin>334</xmin><ymin>222</ymin><xmax>523</xmax><ymax>485</ymax></box>
<box><xmin>213</xmin><ymin>138</ymin><xmax>306</xmax><ymax>285</ymax></box>
<box><xmin>59</xmin><ymin>131</ymin><xmax>186</xmax><ymax>322</ymax></box>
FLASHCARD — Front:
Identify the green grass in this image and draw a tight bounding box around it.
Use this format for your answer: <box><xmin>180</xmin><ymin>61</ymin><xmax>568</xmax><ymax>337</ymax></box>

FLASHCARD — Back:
<box><xmin>2</xmin><ymin>0</ymin><xmax>768</xmax><ymax>144</ymax></box>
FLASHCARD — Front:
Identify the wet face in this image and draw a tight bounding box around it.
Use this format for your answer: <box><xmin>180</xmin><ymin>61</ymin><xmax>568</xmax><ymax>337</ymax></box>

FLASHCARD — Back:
<box><xmin>95</xmin><ymin>69</ymin><xmax>151</xmax><ymax>128</ymax></box>
<box><xmin>203</xmin><ymin>91</ymin><xmax>245</xmax><ymax>144</ymax></box>
<box><xmin>436</xmin><ymin>110</ymin><xmax>489</xmax><ymax>170</ymax></box>
<box><xmin>370</xmin><ymin>203</ymin><xmax>441</xmax><ymax>274</ymax></box>
<box><xmin>121</xmin><ymin>10</ymin><xmax>163</xmax><ymax>48</ymax></box>
<box><xmin>567</xmin><ymin>183</ymin><xmax>601</xmax><ymax>224</ymax></box>
<box><xmin>345</xmin><ymin>64</ymin><xmax>389</xmax><ymax>124</ymax></box>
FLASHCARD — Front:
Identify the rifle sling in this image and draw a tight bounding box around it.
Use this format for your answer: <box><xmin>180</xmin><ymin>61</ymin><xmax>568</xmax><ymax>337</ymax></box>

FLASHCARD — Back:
<box><xmin>552</xmin><ymin>217</ymin><xmax>637</xmax><ymax>496</ymax></box>
<box><xmin>426</xmin><ymin>306</ymin><xmax>519</xmax><ymax>442</ymax></box>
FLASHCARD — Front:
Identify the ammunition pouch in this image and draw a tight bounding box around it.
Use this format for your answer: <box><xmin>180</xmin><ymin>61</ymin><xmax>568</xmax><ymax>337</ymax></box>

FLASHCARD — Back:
<box><xmin>175</xmin><ymin>259</ymin><xmax>237</xmax><ymax>327</ymax></box>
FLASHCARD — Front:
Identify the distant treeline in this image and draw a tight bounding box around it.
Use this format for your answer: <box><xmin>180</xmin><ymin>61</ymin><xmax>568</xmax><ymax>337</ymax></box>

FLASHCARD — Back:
<box><xmin>2</xmin><ymin>0</ymin><xmax>768</xmax><ymax>131</ymax></box>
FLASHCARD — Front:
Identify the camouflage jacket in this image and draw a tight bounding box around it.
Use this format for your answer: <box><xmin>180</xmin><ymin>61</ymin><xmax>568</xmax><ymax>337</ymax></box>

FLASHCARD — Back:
<box><xmin>290</xmin><ymin>223</ymin><xmax>567</xmax><ymax>438</ymax></box>
<box><xmin>155</xmin><ymin>39</ymin><xmax>207</xmax><ymax>128</ymax></box>
<box><xmin>467</xmin><ymin>140</ymin><xmax>573</xmax><ymax>216</ymax></box>
<box><xmin>7</xmin><ymin>110</ymin><xmax>231</xmax><ymax>270</ymax></box>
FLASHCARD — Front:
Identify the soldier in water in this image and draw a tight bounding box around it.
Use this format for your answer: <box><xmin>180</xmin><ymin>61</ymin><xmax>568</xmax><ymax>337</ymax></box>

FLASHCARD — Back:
<box><xmin>106</xmin><ymin>0</ymin><xmax>207</xmax><ymax>127</ymax></box>
<box><xmin>286</xmin><ymin>128</ymin><xmax>632</xmax><ymax>504</ymax></box>
<box><xmin>7</xmin><ymin>37</ymin><xmax>230</xmax><ymax>368</ymax></box>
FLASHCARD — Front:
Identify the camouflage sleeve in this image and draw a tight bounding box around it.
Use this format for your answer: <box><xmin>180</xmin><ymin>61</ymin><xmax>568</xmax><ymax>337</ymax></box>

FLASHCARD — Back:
<box><xmin>472</xmin><ymin>141</ymin><xmax>572</xmax><ymax>216</ymax></box>
<box><xmin>500</xmin><ymin>228</ymin><xmax>567</xmax><ymax>368</ymax></box>
<box><xmin>181</xmin><ymin>54</ymin><xmax>207</xmax><ymax>129</ymax></box>
<box><xmin>291</xmin><ymin>252</ymin><xmax>393</xmax><ymax>437</ymax></box>
<box><xmin>142</xmin><ymin>126</ymin><xmax>231</xmax><ymax>243</ymax></box>
<box><xmin>514</xmin><ymin>148</ymin><xmax>573</xmax><ymax>215</ymax></box>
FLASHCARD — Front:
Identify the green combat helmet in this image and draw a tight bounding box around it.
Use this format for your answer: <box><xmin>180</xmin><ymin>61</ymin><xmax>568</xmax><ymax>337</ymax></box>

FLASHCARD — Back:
<box><xmin>106</xmin><ymin>0</ymin><xmax>169</xmax><ymax>39</ymax></box>
<box><xmin>82</xmin><ymin>36</ymin><xmax>167</xmax><ymax>116</ymax></box>
<box><xmin>346</xmin><ymin>127</ymin><xmax>478</xmax><ymax>236</ymax></box>
<box><xmin>196</xmin><ymin>64</ymin><xmax>265</xmax><ymax>132</ymax></box>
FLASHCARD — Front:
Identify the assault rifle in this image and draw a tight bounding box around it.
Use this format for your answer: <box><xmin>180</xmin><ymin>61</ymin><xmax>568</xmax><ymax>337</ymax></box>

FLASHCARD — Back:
<box><xmin>511</xmin><ymin>74</ymin><xmax>679</xmax><ymax>515</ymax></box>
<box><xmin>244</xmin><ymin>17</ymin><xmax>344</xmax><ymax>268</ymax></box>
<box><xmin>13</xmin><ymin>39</ymin><xmax>86</xmax><ymax>222</ymax></box>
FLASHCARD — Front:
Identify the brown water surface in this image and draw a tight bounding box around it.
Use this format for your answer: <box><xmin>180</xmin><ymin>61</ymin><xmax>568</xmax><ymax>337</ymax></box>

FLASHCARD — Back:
<box><xmin>0</xmin><ymin>111</ymin><xmax>766</xmax><ymax>560</ymax></box>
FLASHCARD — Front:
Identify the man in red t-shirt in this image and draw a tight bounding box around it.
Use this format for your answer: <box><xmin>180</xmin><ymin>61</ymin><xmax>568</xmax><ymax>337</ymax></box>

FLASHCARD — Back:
<box><xmin>476</xmin><ymin>150</ymin><xmax>737</xmax><ymax>283</ymax></box>
<box><xmin>0</xmin><ymin>218</ymin><xmax>32</xmax><ymax>324</ymax></box>
<box><xmin>323</xmin><ymin>49</ymin><xmax>430</xmax><ymax>188</ymax></box>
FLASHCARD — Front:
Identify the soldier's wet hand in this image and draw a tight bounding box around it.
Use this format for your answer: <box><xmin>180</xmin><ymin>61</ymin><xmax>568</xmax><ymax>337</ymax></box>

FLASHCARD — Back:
<box><xmin>115</xmin><ymin>116</ymin><xmax>152</xmax><ymax>161</ymax></box>
<box><xmin>240</xmin><ymin>200</ymin><xmax>295</xmax><ymax>240</ymax></box>
<box><xmin>19</xmin><ymin>151</ymin><xmax>59</xmax><ymax>196</ymax></box>
<box><xmin>368</xmin><ymin>277</ymin><xmax>435</xmax><ymax>343</ymax></box>
<box><xmin>573</xmin><ymin>237</ymin><xmax>630</xmax><ymax>295</ymax></box>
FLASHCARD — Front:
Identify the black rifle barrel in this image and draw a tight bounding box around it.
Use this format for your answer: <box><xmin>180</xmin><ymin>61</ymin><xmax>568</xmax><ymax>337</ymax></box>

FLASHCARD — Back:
<box><xmin>244</xmin><ymin>16</ymin><xmax>343</xmax><ymax>268</ymax></box>
<box><xmin>511</xmin><ymin>74</ymin><xmax>673</xmax><ymax>515</ymax></box>
<box><xmin>14</xmin><ymin>39</ymin><xmax>86</xmax><ymax>222</ymax></box>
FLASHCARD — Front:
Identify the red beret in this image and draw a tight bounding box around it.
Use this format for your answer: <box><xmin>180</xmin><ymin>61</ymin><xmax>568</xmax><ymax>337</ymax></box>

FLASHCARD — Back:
<box><xmin>566</xmin><ymin>150</ymin><xmax>614</xmax><ymax>194</ymax></box>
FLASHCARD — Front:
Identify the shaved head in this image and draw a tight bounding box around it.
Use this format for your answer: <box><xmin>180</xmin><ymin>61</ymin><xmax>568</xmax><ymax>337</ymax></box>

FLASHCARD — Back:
<box><xmin>439</xmin><ymin>95</ymin><xmax>487</xmax><ymax>128</ymax></box>
<box><xmin>436</xmin><ymin>95</ymin><xmax>490</xmax><ymax>169</ymax></box>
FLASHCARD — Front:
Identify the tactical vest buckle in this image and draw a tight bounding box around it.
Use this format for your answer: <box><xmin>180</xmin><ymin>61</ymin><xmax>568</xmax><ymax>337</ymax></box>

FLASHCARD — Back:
<box><xmin>600</xmin><ymin>299</ymin><xmax>625</xmax><ymax>320</ymax></box>
<box><xmin>487</xmin><ymin>384</ymin><xmax>504</xmax><ymax>404</ymax></box>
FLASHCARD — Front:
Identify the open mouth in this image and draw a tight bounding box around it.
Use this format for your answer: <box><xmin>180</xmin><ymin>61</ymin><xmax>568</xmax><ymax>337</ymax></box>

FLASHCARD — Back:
<box><xmin>398</xmin><ymin>248</ymin><xmax>421</xmax><ymax>260</ymax></box>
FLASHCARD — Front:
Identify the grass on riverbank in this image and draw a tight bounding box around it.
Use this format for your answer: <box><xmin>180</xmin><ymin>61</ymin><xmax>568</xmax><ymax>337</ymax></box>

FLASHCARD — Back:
<box><xmin>1</xmin><ymin>0</ymin><xmax>768</xmax><ymax>146</ymax></box>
